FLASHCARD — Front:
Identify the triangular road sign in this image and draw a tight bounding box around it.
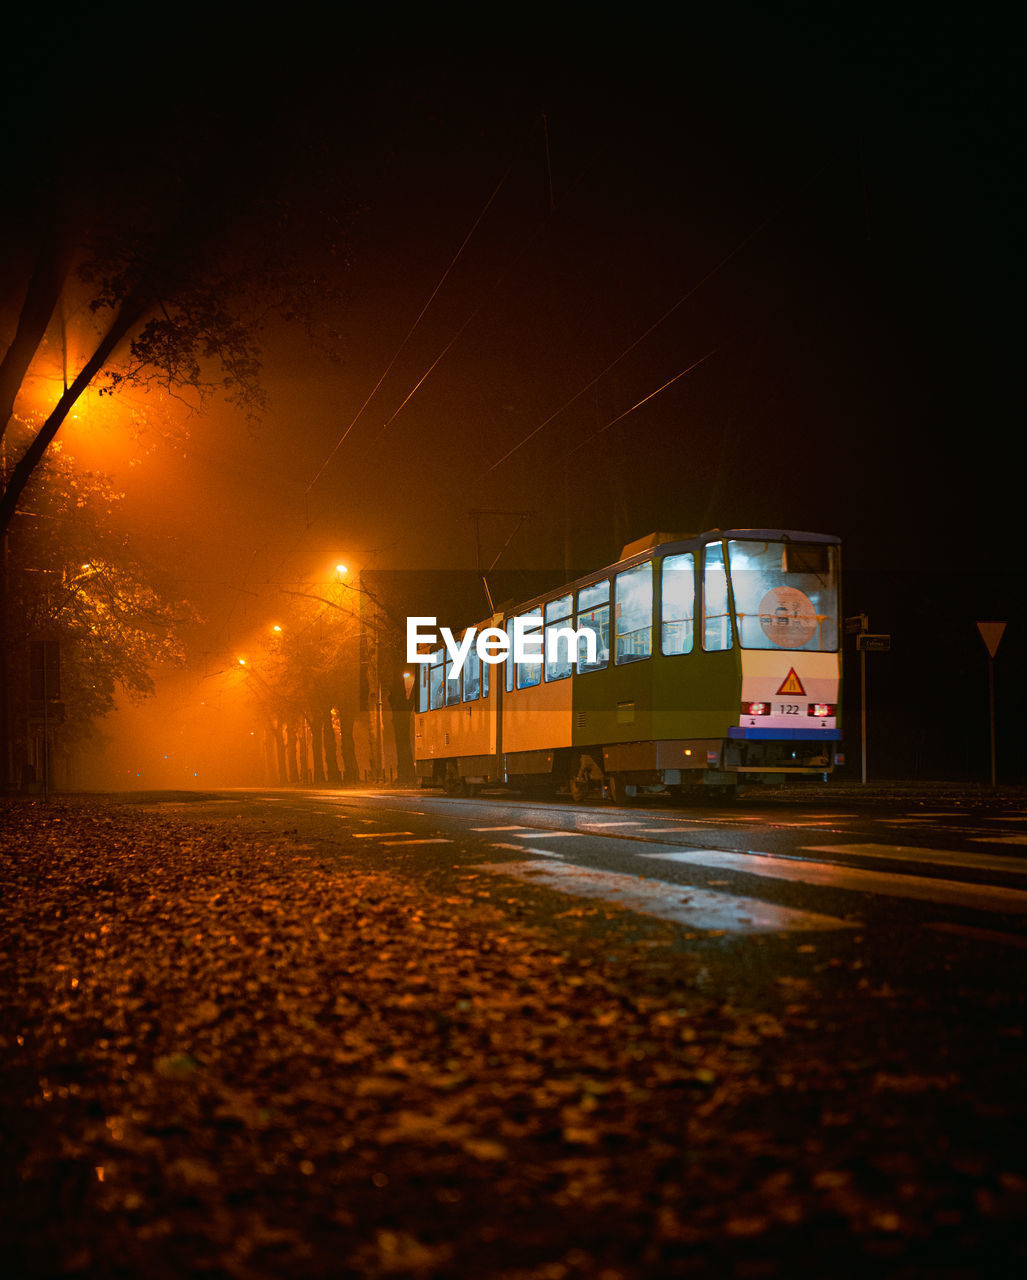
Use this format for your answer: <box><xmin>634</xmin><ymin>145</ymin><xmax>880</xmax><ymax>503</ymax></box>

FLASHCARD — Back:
<box><xmin>776</xmin><ymin>668</ymin><xmax>805</xmax><ymax>696</ymax></box>
<box><xmin>977</xmin><ymin>621</ymin><xmax>1006</xmax><ymax>659</ymax></box>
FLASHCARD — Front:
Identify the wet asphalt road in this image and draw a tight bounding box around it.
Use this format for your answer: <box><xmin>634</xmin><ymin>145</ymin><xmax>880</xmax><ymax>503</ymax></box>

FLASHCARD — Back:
<box><xmin>139</xmin><ymin>786</ymin><xmax>1027</xmax><ymax>1001</ymax></box>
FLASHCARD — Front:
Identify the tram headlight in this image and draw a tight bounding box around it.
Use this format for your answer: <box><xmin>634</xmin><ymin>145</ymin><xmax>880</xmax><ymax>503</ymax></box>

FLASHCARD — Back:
<box><xmin>808</xmin><ymin>703</ymin><xmax>835</xmax><ymax>717</ymax></box>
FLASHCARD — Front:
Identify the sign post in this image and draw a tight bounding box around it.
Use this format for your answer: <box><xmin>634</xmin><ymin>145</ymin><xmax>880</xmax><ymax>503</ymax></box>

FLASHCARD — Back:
<box><xmin>846</xmin><ymin>617</ymin><xmax>891</xmax><ymax>785</ymax></box>
<box><xmin>976</xmin><ymin>622</ymin><xmax>1006</xmax><ymax>786</ymax></box>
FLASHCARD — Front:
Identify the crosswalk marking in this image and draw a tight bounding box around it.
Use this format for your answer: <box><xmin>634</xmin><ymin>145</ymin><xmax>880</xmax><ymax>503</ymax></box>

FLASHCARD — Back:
<box><xmin>477</xmin><ymin>860</ymin><xmax>856</xmax><ymax>934</ymax></box>
<box><xmin>352</xmin><ymin>831</ymin><xmax>413</xmax><ymax>838</ymax></box>
<box><xmin>642</xmin><ymin>850</ymin><xmax>1027</xmax><ymax>915</ymax></box>
<box><xmin>804</xmin><ymin>842</ymin><xmax>1027</xmax><ymax>875</ymax></box>
<box><xmin>971</xmin><ymin>834</ymin><xmax>1027</xmax><ymax>846</ymax></box>
<box><xmin>471</xmin><ymin>825</ymin><xmax>536</xmax><ymax>832</ymax></box>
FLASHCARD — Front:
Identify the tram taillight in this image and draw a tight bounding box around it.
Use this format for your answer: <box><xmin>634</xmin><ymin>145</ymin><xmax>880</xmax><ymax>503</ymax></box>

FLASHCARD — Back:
<box><xmin>743</xmin><ymin>701</ymin><xmax>771</xmax><ymax>716</ymax></box>
<box><xmin>808</xmin><ymin>703</ymin><xmax>835</xmax><ymax>717</ymax></box>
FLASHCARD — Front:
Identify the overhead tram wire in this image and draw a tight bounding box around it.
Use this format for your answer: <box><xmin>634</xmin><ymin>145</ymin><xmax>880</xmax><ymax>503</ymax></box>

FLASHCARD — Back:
<box><xmin>569</xmin><ymin>347</ymin><xmax>719</xmax><ymax>454</ymax></box>
<box><xmin>270</xmin><ymin>115</ymin><xmax>585</xmax><ymax>589</ymax></box>
<box><xmin>262</xmin><ymin>117</ymin><xmax>549</xmax><ymax>595</ymax></box>
<box><xmin>480</xmin><ymin>150</ymin><xmax>845</xmax><ymax>479</ymax></box>
<box><xmin>352</xmin><ymin>170</ymin><xmax>589</xmax><ymax>470</ymax></box>
<box><xmin>303</xmin><ymin>160</ymin><xmax>517</xmax><ymax>500</ymax></box>
<box><xmin>313</xmin><ymin>112</ymin><xmax>594</xmax><ymax>486</ymax></box>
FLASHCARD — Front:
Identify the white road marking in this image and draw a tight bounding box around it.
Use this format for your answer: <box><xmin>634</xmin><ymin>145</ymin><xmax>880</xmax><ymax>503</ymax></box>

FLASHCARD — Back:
<box><xmin>583</xmin><ymin>821</ymin><xmax>645</xmax><ymax>827</ymax></box>
<box><xmin>643</xmin><ymin>850</ymin><xmax>1027</xmax><ymax>915</ymax></box>
<box><xmin>508</xmin><ymin>830</ymin><xmax>583</xmax><ymax>839</ymax></box>
<box><xmin>381</xmin><ymin>838</ymin><xmax>452</xmax><ymax>846</ymax></box>
<box><xmin>805</xmin><ymin>842</ymin><xmax>1027</xmax><ymax>875</ymax></box>
<box><xmin>478</xmin><ymin>861</ymin><xmax>855</xmax><ymax>934</ymax></box>
<box><xmin>352</xmin><ymin>831</ymin><xmax>413</xmax><ymax>838</ymax></box>
<box><xmin>471</xmin><ymin>825</ymin><xmax>537</xmax><ymax>832</ymax></box>
<box><xmin>971</xmin><ymin>835</ymin><xmax>1027</xmax><ymax>846</ymax></box>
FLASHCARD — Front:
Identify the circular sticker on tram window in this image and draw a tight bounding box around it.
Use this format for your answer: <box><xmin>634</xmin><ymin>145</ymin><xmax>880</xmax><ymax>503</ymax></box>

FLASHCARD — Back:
<box><xmin>758</xmin><ymin>586</ymin><xmax>818</xmax><ymax>648</ymax></box>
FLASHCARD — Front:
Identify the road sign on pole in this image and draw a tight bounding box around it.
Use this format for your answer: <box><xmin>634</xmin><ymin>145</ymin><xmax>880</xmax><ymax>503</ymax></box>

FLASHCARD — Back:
<box><xmin>976</xmin><ymin>621</ymin><xmax>1006</xmax><ymax>659</ymax></box>
<box><xmin>976</xmin><ymin>621</ymin><xmax>1006</xmax><ymax>785</ymax></box>
<box><xmin>849</xmin><ymin>623</ymin><xmax>891</xmax><ymax>784</ymax></box>
<box><xmin>29</xmin><ymin>640</ymin><xmax>61</xmax><ymax>701</ymax></box>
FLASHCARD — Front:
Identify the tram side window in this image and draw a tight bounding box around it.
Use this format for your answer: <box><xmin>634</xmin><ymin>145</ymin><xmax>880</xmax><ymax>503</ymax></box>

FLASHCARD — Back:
<box><xmin>445</xmin><ymin>654</ymin><xmax>461</xmax><ymax>705</ymax></box>
<box><xmin>661</xmin><ymin>553</ymin><xmax>695</xmax><ymax>655</ymax></box>
<box><xmin>428</xmin><ymin>649</ymin><xmax>444</xmax><ymax>710</ymax></box>
<box><xmin>544</xmin><ymin>594</ymin><xmax>574</xmax><ymax>681</ymax></box>
<box><xmin>463</xmin><ymin>644</ymin><xmax>480</xmax><ymax>701</ymax></box>
<box><xmin>576</xmin><ymin>580</ymin><xmax>610</xmax><ymax>673</ymax></box>
<box><xmin>615</xmin><ymin>561</ymin><xmax>652</xmax><ymax>664</ymax></box>
<box><xmin>703</xmin><ymin>542</ymin><xmax>732</xmax><ymax>651</ymax></box>
<box><xmin>516</xmin><ymin>608</ymin><xmax>543</xmax><ymax>689</ymax></box>
<box><xmin>418</xmin><ymin>661</ymin><xmax>430</xmax><ymax>712</ymax></box>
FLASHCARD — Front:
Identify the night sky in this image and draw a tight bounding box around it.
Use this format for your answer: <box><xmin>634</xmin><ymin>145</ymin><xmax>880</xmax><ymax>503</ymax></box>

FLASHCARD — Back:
<box><xmin>3</xmin><ymin>4</ymin><xmax>1022</xmax><ymax>781</ymax></box>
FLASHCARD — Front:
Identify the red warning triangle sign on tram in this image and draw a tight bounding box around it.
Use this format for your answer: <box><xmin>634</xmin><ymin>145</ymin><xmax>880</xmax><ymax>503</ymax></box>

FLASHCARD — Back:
<box><xmin>776</xmin><ymin>668</ymin><xmax>805</xmax><ymax>696</ymax></box>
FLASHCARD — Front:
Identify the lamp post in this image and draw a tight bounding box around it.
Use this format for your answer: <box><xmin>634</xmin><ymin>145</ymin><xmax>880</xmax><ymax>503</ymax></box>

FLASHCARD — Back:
<box><xmin>283</xmin><ymin>563</ymin><xmax>392</xmax><ymax>785</ymax></box>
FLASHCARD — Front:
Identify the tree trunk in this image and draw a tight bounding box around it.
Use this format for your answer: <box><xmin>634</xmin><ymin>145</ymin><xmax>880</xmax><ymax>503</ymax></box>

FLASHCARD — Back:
<box><xmin>284</xmin><ymin>721</ymin><xmax>299</xmax><ymax>784</ymax></box>
<box><xmin>323</xmin><ymin>709</ymin><xmax>342</xmax><ymax>785</ymax></box>
<box><xmin>334</xmin><ymin>705</ymin><xmax>360</xmax><ymax>785</ymax></box>
<box><xmin>0</xmin><ymin>214</ymin><xmax>72</xmax><ymax>444</ymax></box>
<box><xmin>272</xmin><ymin>720</ymin><xmax>287</xmax><ymax>783</ymax></box>
<box><xmin>0</xmin><ymin>287</ymin><xmax>151</xmax><ymax>534</ymax></box>
<box><xmin>309</xmin><ymin>711</ymin><xmax>325</xmax><ymax>785</ymax></box>
<box><xmin>387</xmin><ymin>664</ymin><xmax>415</xmax><ymax>784</ymax></box>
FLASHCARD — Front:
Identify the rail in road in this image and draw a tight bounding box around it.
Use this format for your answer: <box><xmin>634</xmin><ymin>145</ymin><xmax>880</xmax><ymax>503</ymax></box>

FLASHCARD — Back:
<box><xmin>235</xmin><ymin>788</ymin><xmax>1027</xmax><ymax>946</ymax></box>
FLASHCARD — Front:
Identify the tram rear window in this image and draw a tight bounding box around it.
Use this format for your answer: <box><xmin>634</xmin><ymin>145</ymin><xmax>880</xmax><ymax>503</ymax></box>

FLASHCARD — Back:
<box><xmin>728</xmin><ymin>539</ymin><xmax>839</xmax><ymax>652</ymax></box>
